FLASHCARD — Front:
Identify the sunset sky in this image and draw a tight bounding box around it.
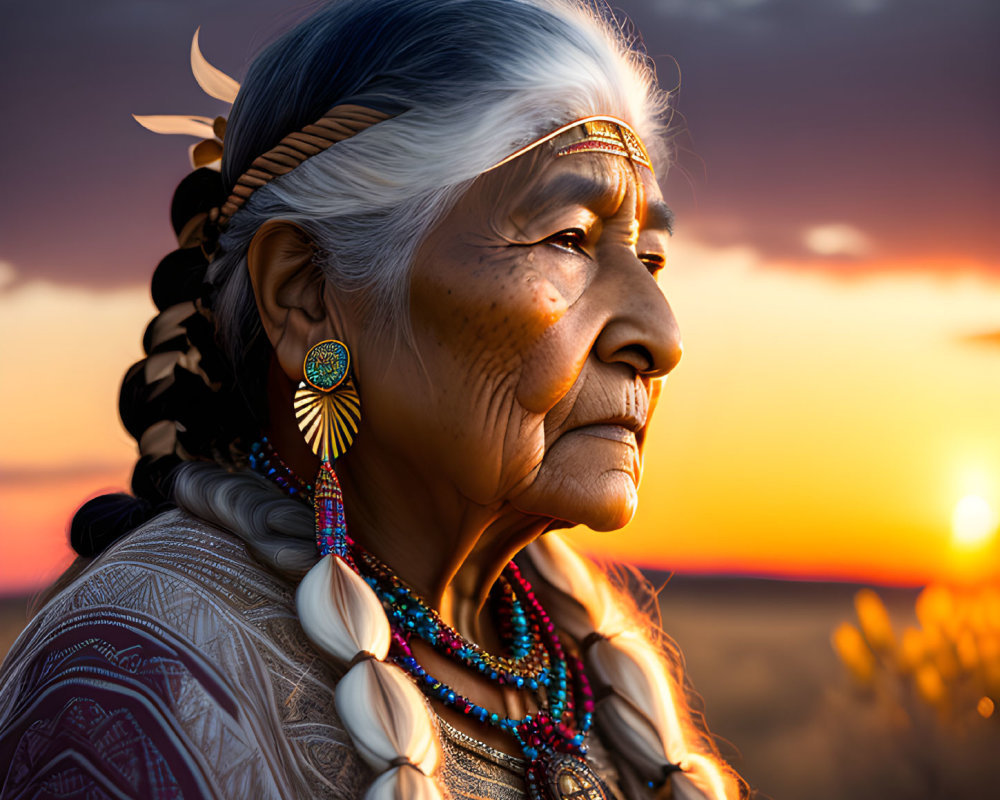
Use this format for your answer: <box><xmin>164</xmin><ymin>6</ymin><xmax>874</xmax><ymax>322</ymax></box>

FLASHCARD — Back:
<box><xmin>1</xmin><ymin>0</ymin><xmax>998</xmax><ymax>594</ymax></box>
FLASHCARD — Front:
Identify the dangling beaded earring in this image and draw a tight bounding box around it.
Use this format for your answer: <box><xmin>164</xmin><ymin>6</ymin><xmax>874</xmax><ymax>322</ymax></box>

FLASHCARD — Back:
<box><xmin>293</xmin><ymin>339</ymin><xmax>392</xmax><ymax>667</ymax></box>
<box><xmin>294</xmin><ymin>339</ymin><xmax>361</xmax><ymax>559</ymax></box>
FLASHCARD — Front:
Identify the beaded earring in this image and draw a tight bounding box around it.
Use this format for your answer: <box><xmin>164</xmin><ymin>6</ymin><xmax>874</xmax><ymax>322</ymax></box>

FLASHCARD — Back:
<box><xmin>295</xmin><ymin>339</ymin><xmax>361</xmax><ymax>558</ymax></box>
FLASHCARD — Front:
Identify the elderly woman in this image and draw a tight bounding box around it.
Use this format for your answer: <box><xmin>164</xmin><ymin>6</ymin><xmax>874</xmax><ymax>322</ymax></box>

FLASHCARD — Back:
<box><xmin>0</xmin><ymin>1</ymin><xmax>741</xmax><ymax>798</ymax></box>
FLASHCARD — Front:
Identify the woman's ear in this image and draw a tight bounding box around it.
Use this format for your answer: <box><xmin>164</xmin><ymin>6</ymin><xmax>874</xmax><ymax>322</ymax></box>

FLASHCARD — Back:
<box><xmin>247</xmin><ymin>220</ymin><xmax>334</xmax><ymax>381</ymax></box>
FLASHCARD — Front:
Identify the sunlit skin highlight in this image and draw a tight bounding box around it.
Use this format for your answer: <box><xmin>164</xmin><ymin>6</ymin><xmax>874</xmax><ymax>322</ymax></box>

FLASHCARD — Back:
<box><xmin>250</xmin><ymin>131</ymin><xmax>679</xmax><ymax>752</ymax></box>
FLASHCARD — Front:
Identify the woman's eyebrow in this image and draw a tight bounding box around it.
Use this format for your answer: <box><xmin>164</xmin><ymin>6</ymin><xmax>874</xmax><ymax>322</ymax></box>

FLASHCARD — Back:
<box><xmin>645</xmin><ymin>199</ymin><xmax>675</xmax><ymax>235</ymax></box>
<box><xmin>518</xmin><ymin>172</ymin><xmax>626</xmax><ymax>218</ymax></box>
<box><xmin>518</xmin><ymin>172</ymin><xmax>675</xmax><ymax>235</ymax></box>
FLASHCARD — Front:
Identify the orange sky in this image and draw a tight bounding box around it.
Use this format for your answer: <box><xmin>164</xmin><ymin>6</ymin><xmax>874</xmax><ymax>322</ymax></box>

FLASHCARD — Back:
<box><xmin>1</xmin><ymin>0</ymin><xmax>997</xmax><ymax>595</ymax></box>
<box><xmin>3</xmin><ymin>241</ymin><xmax>999</xmax><ymax>594</ymax></box>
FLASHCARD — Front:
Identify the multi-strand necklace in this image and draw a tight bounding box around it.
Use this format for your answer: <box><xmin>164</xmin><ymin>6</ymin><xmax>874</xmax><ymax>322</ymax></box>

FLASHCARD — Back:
<box><xmin>250</xmin><ymin>440</ymin><xmax>610</xmax><ymax>799</ymax></box>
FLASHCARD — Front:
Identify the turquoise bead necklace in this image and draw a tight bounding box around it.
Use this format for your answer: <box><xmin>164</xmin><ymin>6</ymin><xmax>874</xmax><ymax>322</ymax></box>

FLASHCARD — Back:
<box><xmin>249</xmin><ymin>439</ymin><xmax>609</xmax><ymax>799</ymax></box>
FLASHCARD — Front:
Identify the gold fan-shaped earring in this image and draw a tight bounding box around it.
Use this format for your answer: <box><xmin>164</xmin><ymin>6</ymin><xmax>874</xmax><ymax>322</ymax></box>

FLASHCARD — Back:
<box><xmin>295</xmin><ymin>339</ymin><xmax>360</xmax><ymax>461</ymax></box>
<box><xmin>294</xmin><ymin>339</ymin><xmax>361</xmax><ymax>557</ymax></box>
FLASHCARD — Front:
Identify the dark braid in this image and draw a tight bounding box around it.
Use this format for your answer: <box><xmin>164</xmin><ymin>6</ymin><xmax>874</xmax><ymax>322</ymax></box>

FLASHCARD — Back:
<box><xmin>70</xmin><ymin>168</ymin><xmax>267</xmax><ymax>557</ymax></box>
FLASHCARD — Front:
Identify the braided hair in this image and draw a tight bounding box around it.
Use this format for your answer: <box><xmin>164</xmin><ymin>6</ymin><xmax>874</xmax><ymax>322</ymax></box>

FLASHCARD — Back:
<box><xmin>70</xmin><ymin>167</ymin><xmax>268</xmax><ymax>557</ymax></box>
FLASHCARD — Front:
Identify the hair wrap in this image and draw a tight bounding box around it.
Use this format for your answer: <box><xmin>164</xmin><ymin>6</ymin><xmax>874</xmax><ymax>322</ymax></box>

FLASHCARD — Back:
<box><xmin>219</xmin><ymin>104</ymin><xmax>391</xmax><ymax>224</ymax></box>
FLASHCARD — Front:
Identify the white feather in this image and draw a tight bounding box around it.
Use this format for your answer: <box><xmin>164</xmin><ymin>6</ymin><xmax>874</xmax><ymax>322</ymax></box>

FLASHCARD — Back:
<box><xmin>191</xmin><ymin>28</ymin><xmax>240</xmax><ymax>104</ymax></box>
<box><xmin>132</xmin><ymin>114</ymin><xmax>216</xmax><ymax>139</ymax></box>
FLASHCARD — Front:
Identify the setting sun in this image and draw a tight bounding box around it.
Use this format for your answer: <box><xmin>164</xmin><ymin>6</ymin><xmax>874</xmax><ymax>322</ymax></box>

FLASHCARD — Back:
<box><xmin>951</xmin><ymin>495</ymin><xmax>999</xmax><ymax>548</ymax></box>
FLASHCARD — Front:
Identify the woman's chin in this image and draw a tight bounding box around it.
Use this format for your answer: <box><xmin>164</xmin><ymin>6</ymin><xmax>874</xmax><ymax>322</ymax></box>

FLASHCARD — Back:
<box><xmin>578</xmin><ymin>474</ymin><xmax>639</xmax><ymax>531</ymax></box>
<box><xmin>510</xmin><ymin>434</ymin><xmax>640</xmax><ymax>530</ymax></box>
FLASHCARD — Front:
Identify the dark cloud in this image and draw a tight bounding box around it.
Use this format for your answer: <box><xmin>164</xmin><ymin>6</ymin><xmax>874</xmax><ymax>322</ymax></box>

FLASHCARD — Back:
<box><xmin>0</xmin><ymin>0</ymin><xmax>307</xmax><ymax>288</ymax></box>
<box><xmin>0</xmin><ymin>0</ymin><xmax>996</xmax><ymax>287</ymax></box>
<box><xmin>626</xmin><ymin>0</ymin><xmax>1000</xmax><ymax>271</ymax></box>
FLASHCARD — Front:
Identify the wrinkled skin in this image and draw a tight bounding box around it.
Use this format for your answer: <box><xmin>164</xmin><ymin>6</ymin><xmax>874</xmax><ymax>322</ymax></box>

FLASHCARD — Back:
<box><xmin>249</xmin><ymin>132</ymin><xmax>680</xmax><ymax>750</ymax></box>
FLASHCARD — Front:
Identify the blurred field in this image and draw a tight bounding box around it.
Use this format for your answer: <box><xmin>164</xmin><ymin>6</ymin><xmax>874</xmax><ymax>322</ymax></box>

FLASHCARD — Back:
<box><xmin>658</xmin><ymin>577</ymin><xmax>917</xmax><ymax>799</ymax></box>
<box><xmin>2</xmin><ymin>577</ymin><xmax>997</xmax><ymax>799</ymax></box>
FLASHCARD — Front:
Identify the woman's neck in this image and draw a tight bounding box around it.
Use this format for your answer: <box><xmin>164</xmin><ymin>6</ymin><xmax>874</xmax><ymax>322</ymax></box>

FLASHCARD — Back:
<box><xmin>265</xmin><ymin>366</ymin><xmax>549</xmax><ymax>638</ymax></box>
<box><xmin>341</xmin><ymin>443</ymin><xmax>550</xmax><ymax>639</ymax></box>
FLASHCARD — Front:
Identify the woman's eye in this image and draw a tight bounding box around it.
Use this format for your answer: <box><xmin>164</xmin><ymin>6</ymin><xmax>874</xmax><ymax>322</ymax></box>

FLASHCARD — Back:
<box><xmin>639</xmin><ymin>252</ymin><xmax>666</xmax><ymax>275</ymax></box>
<box><xmin>547</xmin><ymin>229</ymin><xmax>588</xmax><ymax>255</ymax></box>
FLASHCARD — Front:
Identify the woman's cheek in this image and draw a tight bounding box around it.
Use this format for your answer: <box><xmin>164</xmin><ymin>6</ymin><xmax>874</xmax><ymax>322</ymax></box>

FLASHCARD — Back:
<box><xmin>514</xmin><ymin>313</ymin><xmax>593</xmax><ymax>415</ymax></box>
<box><xmin>412</xmin><ymin>249</ymin><xmax>569</xmax><ymax>359</ymax></box>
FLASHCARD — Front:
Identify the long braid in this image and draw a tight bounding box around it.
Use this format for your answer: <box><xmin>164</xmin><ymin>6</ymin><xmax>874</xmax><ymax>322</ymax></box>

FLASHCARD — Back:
<box><xmin>173</xmin><ymin>463</ymin><xmax>447</xmax><ymax>798</ymax></box>
<box><xmin>70</xmin><ymin>168</ymin><xmax>266</xmax><ymax>557</ymax></box>
<box><xmin>302</xmin><ymin>562</ymin><xmax>446</xmax><ymax>799</ymax></box>
<box><xmin>523</xmin><ymin>534</ymin><xmax>744</xmax><ymax>800</ymax></box>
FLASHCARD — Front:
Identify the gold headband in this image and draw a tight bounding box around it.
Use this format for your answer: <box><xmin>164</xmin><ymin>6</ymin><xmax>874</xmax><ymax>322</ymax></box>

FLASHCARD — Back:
<box><xmin>135</xmin><ymin>32</ymin><xmax>655</xmax><ymax>231</ymax></box>
<box><xmin>488</xmin><ymin>116</ymin><xmax>653</xmax><ymax>175</ymax></box>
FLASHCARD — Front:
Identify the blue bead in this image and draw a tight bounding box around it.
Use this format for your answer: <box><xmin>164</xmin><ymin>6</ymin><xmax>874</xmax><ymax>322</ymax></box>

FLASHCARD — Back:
<box><xmin>523</xmin><ymin>747</ymin><xmax>538</xmax><ymax>760</ymax></box>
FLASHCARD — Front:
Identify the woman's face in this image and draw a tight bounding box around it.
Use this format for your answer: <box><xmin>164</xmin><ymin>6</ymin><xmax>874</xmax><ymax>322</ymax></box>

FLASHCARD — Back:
<box><xmin>360</xmin><ymin>140</ymin><xmax>680</xmax><ymax>532</ymax></box>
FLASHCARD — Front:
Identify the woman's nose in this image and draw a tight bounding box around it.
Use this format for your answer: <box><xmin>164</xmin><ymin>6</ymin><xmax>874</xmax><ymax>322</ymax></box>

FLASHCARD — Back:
<box><xmin>593</xmin><ymin>257</ymin><xmax>682</xmax><ymax>378</ymax></box>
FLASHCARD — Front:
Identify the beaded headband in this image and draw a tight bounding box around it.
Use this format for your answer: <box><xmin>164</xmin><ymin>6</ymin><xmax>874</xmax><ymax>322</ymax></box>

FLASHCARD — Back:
<box><xmin>135</xmin><ymin>31</ymin><xmax>654</xmax><ymax>232</ymax></box>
